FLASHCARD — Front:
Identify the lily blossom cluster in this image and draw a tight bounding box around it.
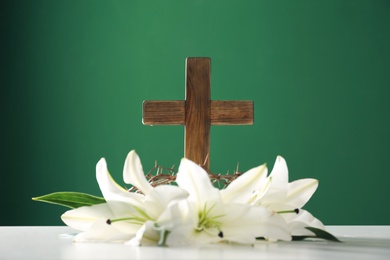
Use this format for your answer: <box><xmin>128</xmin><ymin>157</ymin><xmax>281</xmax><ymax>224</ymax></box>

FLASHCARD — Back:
<box><xmin>61</xmin><ymin>150</ymin><xmax>326</xmax><ymax>246</ymax></box>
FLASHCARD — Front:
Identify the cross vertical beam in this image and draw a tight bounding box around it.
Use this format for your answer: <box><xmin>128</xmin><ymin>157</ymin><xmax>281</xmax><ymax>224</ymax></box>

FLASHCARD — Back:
<box><xmin>185</xmin><ymin>58</ymin><xmax>211</xmax><ymax>169</ymax></box>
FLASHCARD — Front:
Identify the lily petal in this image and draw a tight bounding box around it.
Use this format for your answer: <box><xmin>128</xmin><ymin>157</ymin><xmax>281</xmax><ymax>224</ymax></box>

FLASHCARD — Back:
<box><xmin>73</xmin><ymin>218</ymin><xmax>133</xmax><ymax>242</ymax></box>
<box><xmin>158</xmin><ymin>200</ymin><xmax>196</xmax><ymax>246</ymax></box>
<box><xmin>176</xmin><ymin>158</ymin><xmax>222</xmax><ymax>212</ymax></box>
<box><xmin>125</xmin><ymin>221</ymin><xmax>159</xmax><ymax>246</ymax></box>
<box><xmin>261</xmin><ymin>156</ymin><xmax>289</xmax><ymax>203</ymax></box>
<box><xmin>123</xmin><ymin>150</ymin><xmax>153</xmax><ymax>194</ymax></box>
<box><xmin>61</xmin><ymin>203</ymin><xmax>115</xmax><ymax>231</ymax></box>
<box><xmin>96</xmin><ymin>158</ymin><xmax>143</xmax><ymax>208</ymax></box>
<box><xmin>282</xmin><ymin>209</ymin><xmax>325</xmax><ymax>236</ymax></box>
<box><xmin>286</xmin><ymin>178</ymin><xmax>318</xmax><ymax>208</ymax></box>
<box><xmin>221</xmin><ymin>204</ymin><xmax>291</xmax><ymax>243</ymax></box>
<box><xmin>221</xmin><ymin>163</ymin><xmax>268</xmax><ymax>204</ymax></box>
<box><xmin>248</xmin><ymin>177</ymin><xmax>272</xmax><ymax>205</ymax></box>
<box><xmin>144</xmin><ymin>185</ymin><xmax>188</xmax><ymax>220</ymax></box>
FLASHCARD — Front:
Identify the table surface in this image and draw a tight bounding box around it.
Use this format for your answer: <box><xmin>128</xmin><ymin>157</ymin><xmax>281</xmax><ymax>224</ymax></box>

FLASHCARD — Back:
<box><xmin>1</xmin><ymin>226</ymin><xmax>389</xmax><ymax>260</ymax></box>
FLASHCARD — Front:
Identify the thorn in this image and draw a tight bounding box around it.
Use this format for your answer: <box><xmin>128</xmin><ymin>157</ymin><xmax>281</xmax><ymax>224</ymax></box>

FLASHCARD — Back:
<box><xmin>203</xmin><ymin>153</ymin><xmax>209</xmax><ymax>167</ymax></box>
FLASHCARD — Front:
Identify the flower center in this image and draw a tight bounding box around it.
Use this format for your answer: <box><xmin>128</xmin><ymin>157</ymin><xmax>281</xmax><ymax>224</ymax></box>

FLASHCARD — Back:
<box><xmin>196</xmin><ymin>203</ymin><xmax>224</xmax><ymax>237</ymax></box>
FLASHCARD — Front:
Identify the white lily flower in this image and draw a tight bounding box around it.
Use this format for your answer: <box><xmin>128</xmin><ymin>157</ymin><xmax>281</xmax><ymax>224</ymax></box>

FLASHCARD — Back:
<box><xmin>252</xmin><ymin>156</ymin><xmax>325</xmax><ymax>235</ymax></box>
<box><xmin>61</xmin><ymin>150</ymin><xmax>188</xmax><ymax>243</ymax></box>
<box><xmin>172</xmin><ymin>158</ymin><xmax>291</xmax><ymax>245</ymax></box>
<box><xmin>59</xmin><ymin>150</ymin><xmax>328</xmax><ymax>245</ymax></box>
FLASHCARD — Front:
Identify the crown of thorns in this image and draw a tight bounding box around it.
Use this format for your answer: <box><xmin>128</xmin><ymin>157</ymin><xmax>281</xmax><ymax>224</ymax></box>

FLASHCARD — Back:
<box><xmin>127</xmin><ymin>162</ymin><xmax>243</xmax><ymax>192</ymax></box>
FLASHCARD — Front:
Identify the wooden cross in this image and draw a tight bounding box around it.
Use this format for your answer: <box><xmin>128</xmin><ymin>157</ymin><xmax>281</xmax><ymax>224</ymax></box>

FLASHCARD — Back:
<box><xmin>142</xmin><ymin>57</ymin><xmax>254</xmax><ymax>171</ymax></box>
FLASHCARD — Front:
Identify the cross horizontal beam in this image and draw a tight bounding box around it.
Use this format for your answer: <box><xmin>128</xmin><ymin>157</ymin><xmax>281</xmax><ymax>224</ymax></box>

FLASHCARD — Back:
<box><xmin>142</xmin><ymin>100</ymin><xmax>254</xmax><ymax>125</ymax></box>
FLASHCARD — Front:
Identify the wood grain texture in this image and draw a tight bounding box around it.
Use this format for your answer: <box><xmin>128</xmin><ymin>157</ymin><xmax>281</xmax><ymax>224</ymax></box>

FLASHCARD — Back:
<box><xmin>185</xmin><ymin>57</ymin><xmax>211</xmax><ymax>169</ymax></box>
<box><xmin>211</xmin><ymin>100</ymin><xmax>254</xmax><ymax>125</ymax></box>
<box><xmin>142</xmin><ymin>101</ymin><xmax>185</xmax><ymax>125</ymax></box>
<box><xmin>143</xmin><ymin>100</ymin><xmax>253</xmax><ymax>126</ymax></box>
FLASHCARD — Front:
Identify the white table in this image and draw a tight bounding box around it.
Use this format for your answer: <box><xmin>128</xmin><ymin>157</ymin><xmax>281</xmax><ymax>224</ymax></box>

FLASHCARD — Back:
<box><xmin>1</xmin><ymin>226</ymin><xmax>389</xmax><ymax>259</ymax></box>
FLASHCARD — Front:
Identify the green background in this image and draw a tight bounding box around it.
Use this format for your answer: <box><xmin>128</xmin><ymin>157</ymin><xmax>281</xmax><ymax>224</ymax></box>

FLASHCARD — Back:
<box><xmin>1</xmin><ymin>0</ymin><xmax>389</xmax><ymax>226</ymax></box>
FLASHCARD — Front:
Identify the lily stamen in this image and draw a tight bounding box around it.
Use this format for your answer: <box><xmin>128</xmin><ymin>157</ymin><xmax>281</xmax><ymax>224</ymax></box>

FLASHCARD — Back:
<box><xmin>277</xmin><ymin>208</ymin><xmax>300</xmax><ymax>214</ymax></box>
<box><xmin>106</xmin><ymin>217</ymin><xmax>145</xmax><ymax>225</ymax></box>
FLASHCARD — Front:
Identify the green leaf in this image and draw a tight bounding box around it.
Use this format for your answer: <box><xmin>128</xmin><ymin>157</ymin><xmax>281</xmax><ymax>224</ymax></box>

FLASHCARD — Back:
<box><xmin>292</xmin><ymin>227</ymin><xmax>341</xmax><ymax>242</ymax></box>
<box><xmin>32</xmin><ymin>192</ymin><xmax>106</xmax><ymax>209</ymax></box>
